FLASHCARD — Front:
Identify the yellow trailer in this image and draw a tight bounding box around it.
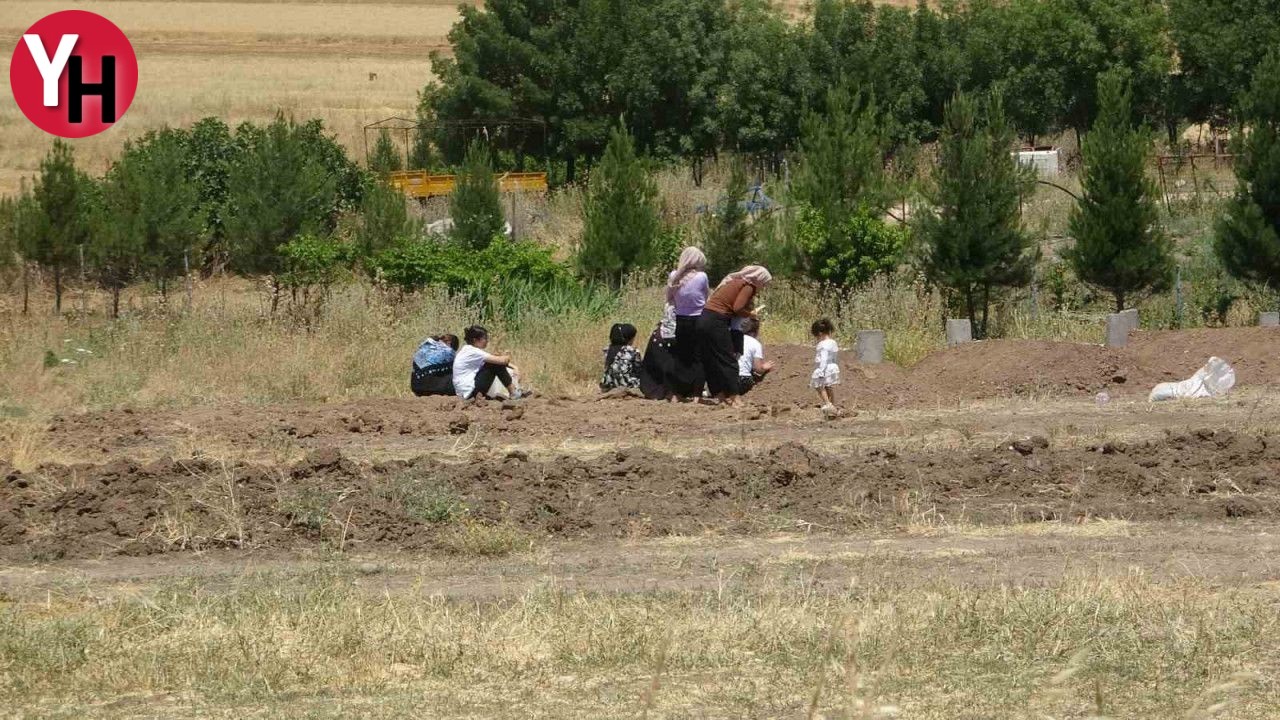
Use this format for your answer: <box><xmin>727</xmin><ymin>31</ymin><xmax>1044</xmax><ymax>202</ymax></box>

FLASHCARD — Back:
<box><xmin>388</xmin><ymin>171</ymin><xmax>548</xmax><ymax>198</ymax></box>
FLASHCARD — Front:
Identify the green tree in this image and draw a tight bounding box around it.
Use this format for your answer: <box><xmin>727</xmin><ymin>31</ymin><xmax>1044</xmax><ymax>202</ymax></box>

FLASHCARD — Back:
<box><xmin>716</xmin><ymin>0</ymin><xmax>811</xmax><ymax>156</ymax></box>
<box><xmin>1171</xmin><ymin>0</ymin><xmax>1280</xmax><ymax>128</ymax></box>
<box><xmin>0</xmin><ymin>196</ymin><xmax>18</xmax><ymax>274</ymax></box>
<box><xmin>185</xmin><ymin>117</ymin><xmax>236</xmax><ymax>255</ymax></box>
<box><xmin>279</xmin><ymin>233</ymin><xmax>348</xmax><ymax>322</ymax></box>
<box><xmin>793</xmin><ymin>86</ymin><xmax>894</xmax><ymax>286</ymax></box>
<box><xmin>450</xmin><ymin>141</ymin><xmax>505</xmax><ymax>251</ymax></box>
<box><xmin>701</xmin><ymin>160</ymin><xmax>753</xmax><ymax>285</ymax></box>
<box><xmin>917</xmin><ymin>91</ymin><xmax>1036</xmax><ymax>338</ymax></box>
<box><xmin>225</xmin><ymin>117</ymin><xmax>341</xmax><ymax>310</ymax></box>
<box><xmin>105</xmin><ymin>130</ymin><xmax>206</xmax><ymax>300</ymax></box>
<box><xmin>1216</xmin><ymin>52</ymin><xmax>1280</xmax><ymax>307</ymax></box>
<box><xmin>408</xmin><ymin>96</ymin><xmax>438</xmax><ymax>171</ymax></box>
<box><xmin>356</xmin><ymin>179</ymin><xmax>415</xmax><ymax>261</ymax></box>
<box><xmin>369</xmin><ymin>130</ymin><xmax>403</xmax><ymax>175</ymax></box>
<box><xmin>29</xmin><ymin>140</ymin><xmax>94</xmax><ymax>313</ymax></box>
<box><xmin>796</xmin><ymin>205</ymin><xmax>906</xmax><ymax>287</ymax></box>
<box><xmin>795</xmin><ymin>87</ymin><xmax>887</xmax><ymax>229</ymax></box>
<box><xmin>1067</xmin><ymin>72</ymin><xmax>1172</xmax><ymax>312</ymax></box>
<box><xmin>578</xmin><ymin>124</ymin><xmax>660</xmax><ymax>287</ymax></box>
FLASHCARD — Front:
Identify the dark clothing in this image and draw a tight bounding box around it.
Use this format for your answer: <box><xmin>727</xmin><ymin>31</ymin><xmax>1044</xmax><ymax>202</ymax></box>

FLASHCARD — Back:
<box><xmin>668</xmin><ymin>314</ymin><xmax>706</xmax><ymax>398</ymax></box>
<box><xmin>411</xmin><ymin>367</ymin><xmax>455</xmax><ymax>397</ymax></box>
<box><xmin>731</xmin><ymin>328</ymin><xmax>745</xmax><ymax>356</ymax></box>
<box><xmin>737</xmin><ymin>376</ymin><xmax>756</xmax><ymax>396</ymax></box>
<box><xmin>468</xmin><ymin>362</ymin><xmax>513</xmax><ymax>399</ymax></box>
<box><xmin>640</xmin><ymin>330</ymin><xmax>676</xmax><ymax>400</ymax></box>
<box><xmin>696</xmin><ymin>309</ymin><xmax>739</xmax><ymax>396</ymax></box>
<box><xmin>411</xmin><ymin>359</ymin><xmax>455</xmax><ymax>397</ymax></box>
<box><xmin>601</xmin><ymin>345</ymin><xmax>642</xmax><ymax>391</ymax></box>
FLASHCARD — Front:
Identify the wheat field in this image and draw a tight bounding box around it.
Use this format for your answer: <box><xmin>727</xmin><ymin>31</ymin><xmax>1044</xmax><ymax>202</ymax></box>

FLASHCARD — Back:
<box><xmin>0</xmin><ymin>0</ymin><xmax>460</xmax><ymax>195</ymax></box>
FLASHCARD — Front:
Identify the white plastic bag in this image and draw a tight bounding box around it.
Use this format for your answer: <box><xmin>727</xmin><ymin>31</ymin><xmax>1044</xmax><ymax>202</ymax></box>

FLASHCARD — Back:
<box><xmin>1148</xmin><ymin>357</ymin><xmax>1236</xmax><ymax>402</ymax></box>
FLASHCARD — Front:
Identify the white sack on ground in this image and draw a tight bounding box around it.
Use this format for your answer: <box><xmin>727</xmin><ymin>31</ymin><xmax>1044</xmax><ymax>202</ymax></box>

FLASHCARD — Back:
<box><xmin>1148</xmin><ymin>356</ymin><xmax>1236</xmax><ymax>402</ymax></box>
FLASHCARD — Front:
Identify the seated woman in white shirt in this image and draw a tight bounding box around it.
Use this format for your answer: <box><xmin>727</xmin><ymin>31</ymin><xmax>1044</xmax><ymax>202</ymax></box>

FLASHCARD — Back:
<box><xmin>452</xmin><ymin>325</ymin><xmax>522</xmax><ymax>400</ymax></box>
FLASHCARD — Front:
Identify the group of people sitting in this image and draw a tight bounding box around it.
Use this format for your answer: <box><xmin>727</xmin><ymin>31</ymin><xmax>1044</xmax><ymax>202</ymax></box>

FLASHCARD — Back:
<box><xmin>410</xmin><ymin>246</ymin><xmax>843</xmax><ymax>412</ymax></box>
<box><xmin>410</xmin><ymin>325</ymin><xmax>526</xmax><ymax>400</ymax></box>
<box><xmin>594</xmin><ymin>248</ymin><xmax>779</xmax><ymax>407</ymax></box>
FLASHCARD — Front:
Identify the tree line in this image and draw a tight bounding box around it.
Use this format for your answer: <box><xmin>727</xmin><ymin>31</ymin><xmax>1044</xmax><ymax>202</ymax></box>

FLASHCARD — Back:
<box><xmin>0</xmin><ymin>116</ymin><xmax>420</xmax><ymax>317</ymax></box>
<box><xmin>569</xmin><ymin>56</ymin><xmax>1280</xmax><ymax>336</ymax></box>
<box><xmin>417</xmin><ymin>0</ymin><xmax>1280</xmax><ymax>178</ymax></box>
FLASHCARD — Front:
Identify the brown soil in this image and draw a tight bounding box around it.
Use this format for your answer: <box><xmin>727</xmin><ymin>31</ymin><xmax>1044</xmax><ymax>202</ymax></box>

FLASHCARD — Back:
<box><xmin>749</xmin><ymin>326</ymin><xmax>1280</xmax><ymax>407</ymax></box>
<box><xmin>33</xmin><ymin>327</ymin><xmax>1280</xmax><ymax>463</ymax></box>
<box><xmin>5</xmin><ymin>428</ymin><xmax>1279</xmax><ymax>561</ymax></box>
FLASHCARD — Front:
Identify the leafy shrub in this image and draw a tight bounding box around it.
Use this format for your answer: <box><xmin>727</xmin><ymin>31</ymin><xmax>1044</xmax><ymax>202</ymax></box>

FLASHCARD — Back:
<box><xmin>796</xmin><ymin>203</ymin><xmax>907</xmax><ymax>287</ymax></box>
<box><xmin>279</xmin><ymin>234</ymin><xmax>349</xmax><ymax>291</ymax></box>
<box><xmin>374</xmin><ymin>236</ymin><xmax>567</xmax><ymax>294</ymax></box>
<box><xmin>278</xmin><ymin>233</ymin><xmax>350</xmax><ymax>322</ymax></box>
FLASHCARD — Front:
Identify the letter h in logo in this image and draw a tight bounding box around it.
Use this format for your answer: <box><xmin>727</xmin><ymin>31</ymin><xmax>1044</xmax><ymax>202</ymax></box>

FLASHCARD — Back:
<box><xmin>67</xmin><ymin>55</ymin><xmax>116</xmax><ymax>123</ymax></box>
<box><xmin>23</xmin><ymin>34</ymin><xmax>117</xmax><ymax>124</ymax></box>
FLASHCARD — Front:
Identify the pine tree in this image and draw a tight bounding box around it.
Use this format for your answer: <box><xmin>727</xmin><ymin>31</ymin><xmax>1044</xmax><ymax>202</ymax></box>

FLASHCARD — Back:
<box><xmin>1067</xmin><ymin>72</ymin><xmax>1172</xmax><ymax>312</ymax></box>
<box><xmin>794</xmin><ymin>86</ymin><xmax>888</xmax><ymax>226</ymax></box>
<box><xmin>225</xmin><ymin>117</ymin><xmax>340</xmax><ymax>311</ymax></box>
<box><xmin>450</xmin><ymin>140</ymin><xmax>504</xmax><ymax>251</ymax></box>
<box><xmin>1216</xmin><ymin>51</ymin><xmax>1280</xmax><ymax>309</ymax></box>
<box><xmin>917</xmin><ymin>91</ymin><xmax>1036</xmax><ymax>339</ymax></box>
<box><xmin>90</xmin><ymin>131</ymin><xmax>204</xmax><ymax>314</ymax></box>
<box><xmin>701</xmin><ymin>160</ymin><xmax>752</xmax><ymax>285</ymax></box>
<box><xmin>0</xmin><ymin>196</ymin><xmax>17</xmax><ymax>274</ymax></box>
<box><xmin>356</xmin><ymin>180</ymin><xmax>414</xmax><ymax>261</ymax></box>
<box><xmin>369</xmin><ymin>130</ymin><xmax>403</xmax><ymax>175</ymax></box>
<box><xmin>578</xmin><ymin>124</ymin><xmax>660</xmax><ymax>287</ymax></box>
<box><xmin>28</xmin><ymin>141</ymin><xmax>94</xmax><ymax>314</ymax></box>
<box><xmin>92</xmin><ymin>163</ymin><xmax>145</xmax><ymax>319</ymax></box>
<box><xmin>793</xmin><ymin>86</ymin><xmax>897</xmax><ymax>286</ymax></box>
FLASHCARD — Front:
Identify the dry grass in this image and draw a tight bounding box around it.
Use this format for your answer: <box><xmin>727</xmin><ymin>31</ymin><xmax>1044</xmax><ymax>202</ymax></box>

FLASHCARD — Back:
<box><xmin>0</xmin><ymin>566</ymin><xmax>1275</xmax><ymax>718</ymax></box>
<box><xmin>0</xmin><ymin>0</ymin><xmax>449</xmax><ymax>195</ymax></box>
<box><xmin>2</xmin><ymin>0</ymin><xmax>459</xmax><ymax>37</ymax></box>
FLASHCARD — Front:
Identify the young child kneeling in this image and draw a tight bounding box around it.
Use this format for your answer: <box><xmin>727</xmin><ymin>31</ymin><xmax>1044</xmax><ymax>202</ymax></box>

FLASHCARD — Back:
<box><xmin>600</xmin><ymin>323</ymin><xmax>642</xmax><ymax>391</ymax></box>
<box><xmin>810</xmin><ymin>318</ymin><xmax>840</xmax><ymax>413</ymax></box>
<box><xmin>736</xmin><ymin>317</ymin><xmax>773</xmax><ymax>396</ymax></box>
<box><xmin>453</xmin><ymin>325</ymin><xmax>522</xmax><ymax>400</ymax></box>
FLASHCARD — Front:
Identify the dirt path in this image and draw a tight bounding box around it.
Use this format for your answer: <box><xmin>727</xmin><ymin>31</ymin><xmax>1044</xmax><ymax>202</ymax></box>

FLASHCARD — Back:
<box><xmin>5</xmin><ymin>521</ymin><xmax>1280</xmax><ymax>601</ymax></box>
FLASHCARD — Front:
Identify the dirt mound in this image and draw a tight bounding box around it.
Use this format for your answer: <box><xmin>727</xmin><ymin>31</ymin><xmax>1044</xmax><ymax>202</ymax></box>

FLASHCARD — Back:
<box><xmin>1126</xmin><ymin>327</ymin><xmax>1280</xmax><ymax>389</ymax></box>
<box><xmin>5</xmin><ymin>429</ymin><xmax>1279</xmax><ymax>560</ymax></box>
<box><xmin>750</xmin><ymin>327</ymin><xmax>1280</xmax><ymax>408</ymax></box>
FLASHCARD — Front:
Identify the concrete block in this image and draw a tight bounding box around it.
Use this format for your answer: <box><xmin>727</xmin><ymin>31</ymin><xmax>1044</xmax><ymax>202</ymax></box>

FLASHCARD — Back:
<box><xmin>1260</xmin><ymin>312</ymin><xmax>1280</xmax><ymax>327</ymax></box>
<box><xmin>1105</xmin><ymin>313</ymin><xmax>1128</xmax><ymax>348</ymax></box>
<box><xmin>855</xmin><ymin>330</ymin><xmax>886</xmax><ymax>364</ymax></box>
<box><xmin>946</xmin><ymin>319</ymin><xmax>972</xmax><ymax>346</ymax></box>
<box><xmin>1120</xmin><ymin>308</ymin><xmax>1139</xmax><ymax>334</ymax></box>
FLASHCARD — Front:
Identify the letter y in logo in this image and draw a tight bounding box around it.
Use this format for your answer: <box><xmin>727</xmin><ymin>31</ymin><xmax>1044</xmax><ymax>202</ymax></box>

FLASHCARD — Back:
<box><xmin>23</xmin><ymin>34</ymin><xmax>77</xmax><ymax>106</ymax></box>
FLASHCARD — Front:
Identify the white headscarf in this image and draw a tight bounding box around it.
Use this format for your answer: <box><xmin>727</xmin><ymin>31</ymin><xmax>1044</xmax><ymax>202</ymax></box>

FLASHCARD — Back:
<box><xmin>721</xmin><ymin>265</ymin><xmax>773</xmax><ymax>288</ymax></box>
<box><xmin>668</xmin><ymin>246</ymin><xmax>707</xmax><ymax>288</ymax></box>
<box><xmin>666</xmin><ymin>246</ymin><xmax>707</xmax><ymax>304</ymax></box>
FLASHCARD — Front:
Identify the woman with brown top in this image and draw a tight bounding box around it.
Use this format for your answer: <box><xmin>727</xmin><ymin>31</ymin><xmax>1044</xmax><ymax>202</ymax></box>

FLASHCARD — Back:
<box><xmin>696</xmin><ymin>265</ymin><xmax>772</xmax><ymax>406</ymax></box>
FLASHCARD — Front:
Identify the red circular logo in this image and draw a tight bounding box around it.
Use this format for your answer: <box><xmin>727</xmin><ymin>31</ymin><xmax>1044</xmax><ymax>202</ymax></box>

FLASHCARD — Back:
<box><xmin>9</xmin><ymin>10</ymin><xmax>138</xmax><ymax>138</ymax></box>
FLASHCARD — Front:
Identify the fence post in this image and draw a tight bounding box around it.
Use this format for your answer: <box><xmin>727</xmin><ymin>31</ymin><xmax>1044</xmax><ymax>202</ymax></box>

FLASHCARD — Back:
<box><xmin>184</xmin><ymin>248</ymin><xmax>193</xmax><ymax>310</ymax></box>
<box><xmin>1174</xmin><ymin>265</ymin><xmax>1183</xmax><ymax>328</ymax></box>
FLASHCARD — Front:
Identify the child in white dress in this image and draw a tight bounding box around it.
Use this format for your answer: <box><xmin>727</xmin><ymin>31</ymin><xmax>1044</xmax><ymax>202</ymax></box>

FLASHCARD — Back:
<box><xmin>810</xmin><ymin>318</ymin><xmax>840</xmax><ymax>413</ymax></box>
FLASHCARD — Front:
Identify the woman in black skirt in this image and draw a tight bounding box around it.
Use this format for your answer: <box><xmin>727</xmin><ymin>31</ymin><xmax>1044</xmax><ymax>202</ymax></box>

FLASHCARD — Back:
<box><xmin>639</xmin><ymin>325</ymin><xmax>676</xmax><ymax>400</ymax></box>
<box><xmin>696</xmin><ymin>265</ymin><xmax>772</xmax><ymax>407</ymax></box>
<box><xmin>664</xmin><ymin>247</ymin><xmax>709</xmax><ymax>399</ymax></box>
